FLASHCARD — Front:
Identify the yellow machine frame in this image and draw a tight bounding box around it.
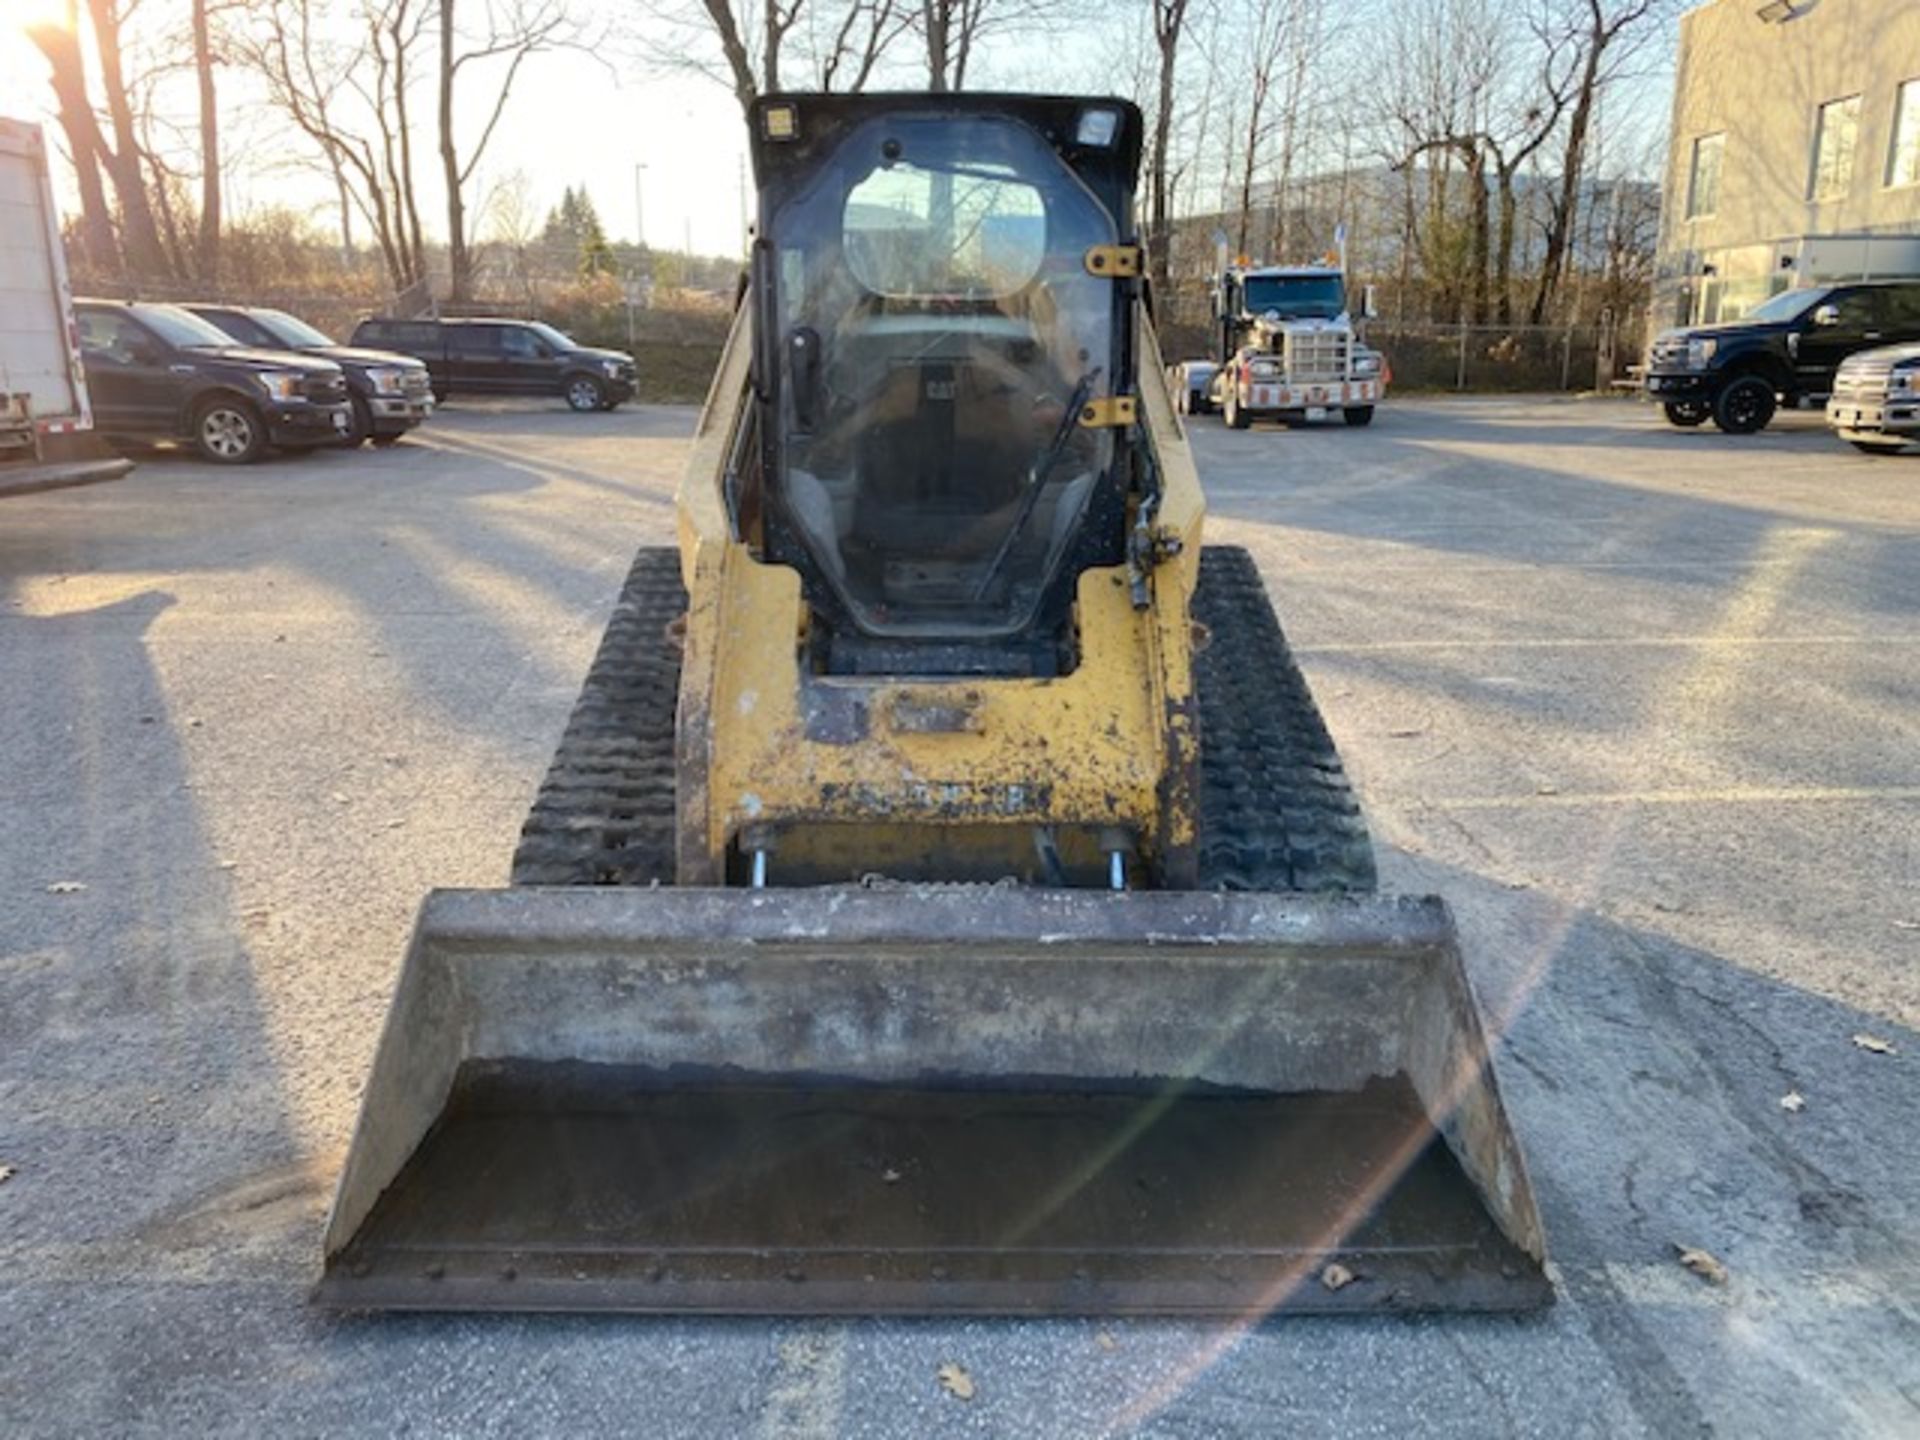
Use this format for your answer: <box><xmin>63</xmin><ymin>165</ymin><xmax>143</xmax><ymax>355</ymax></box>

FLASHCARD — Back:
<box><xmin>673</xmin><ymin>307</ymin><xmax>1208</xmax><ymax>887</ymax></box>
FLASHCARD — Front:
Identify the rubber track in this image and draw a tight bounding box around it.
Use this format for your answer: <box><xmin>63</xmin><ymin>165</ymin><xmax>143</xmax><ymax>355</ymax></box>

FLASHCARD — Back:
<box><xmin>1192</xmin><ymin>547</ymin><xmax>1377</xmax><ymax>893</ymax></box>
<box><xmin>510</xmin><ymin>547</ymin><xmax>685</xmax><ymax>886</ymax></box>
<box><xmin>510</xmin><ymin>544</ymin><xmax>1374</xmax><ymax>894</ymax></box>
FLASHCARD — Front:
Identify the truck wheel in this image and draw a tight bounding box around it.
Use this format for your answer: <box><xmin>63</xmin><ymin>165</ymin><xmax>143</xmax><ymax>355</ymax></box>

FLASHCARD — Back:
<box><xmin>1711</xmin><ymin>376</ymin><xmax>1777</xmax><ymax>434</ymax></box>
<box><xmin>1224</xmin><ymin>390</ymin><xmax>1251</xmax><ymax>430</ymax></box>
<box><xmin>1343</xmin><ymin>406</ymin><xmax>1375</xmax><ymax>427</ymax></box>
<box><xmin>1849</xmin><ymin>438</ymin><xmax>1908</xmax><ymax>455</ymax></box>
<box><xmin>1662</xmin><ymin>400</ymin><xmax>1711</xmax><ymax>427</ymax></box>
<box><xmin>192</xmin><ymin>396</ymin><xmax>267</xmax><ymax>464</ymax></box>
<box><xmin>344</xmin><ymin>395</ymin><xmax>374</xmax><ymax>446</ymax></box>
<box><xmin>566</xmin><ymin>374</ymin><xmax>607</xmax><ymax>412</ymax></box>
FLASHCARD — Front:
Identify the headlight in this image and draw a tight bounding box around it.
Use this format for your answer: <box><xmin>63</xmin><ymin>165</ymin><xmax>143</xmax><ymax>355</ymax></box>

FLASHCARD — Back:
<box><xmin>1892</xmin><ymin>364</ymin><xmax>1920</xmax><ymax>393</ymax></box>
<box><xmin>1249</xmin><ymin>359</ymin><xmax>1281</xmax><ymax>379</ymax></box>
<box><xmin>601</xmin><ymin>359</ymin><xmax>622</xmax><ymax>377</ymax></box>
<box><xmin>368</xmin><ymin>367</ymin><xmax>406</xmax><ymax>394</ymax></box>
<box><xmin>255</xmin><ymin>371</ymin><xmax>301</xmax><ymax>400</ymax></box>
<box><xmin>1685</xmin><ymin>338</ymin><xmax>1717</xmax><ymax>369</ymax></box>
<box><xmin>1353</xmin><ymin>352</ymin><xmax>1382</xmax><ymax>377</ymax></box>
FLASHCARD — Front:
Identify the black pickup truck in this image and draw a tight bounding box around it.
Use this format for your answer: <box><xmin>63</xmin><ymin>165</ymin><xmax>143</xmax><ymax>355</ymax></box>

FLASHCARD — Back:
<box><xmin>1645</xmin><ymin>280</ymin><xmax>1920</xmax><ymax>434</ymax></box>
<box><xmin>186</xmin><ymin>304</ymin><xmax>433</xmax><ymax>446</ymax></box>
<box><xmin>349</xmin><ymin>316</ymin><xmax>638</xmax><ymax>411</ymax></box>
<box><xmin>74</xmin><ymin>299</ymin><xmax>351</xmax><ymax>462</ymax></box>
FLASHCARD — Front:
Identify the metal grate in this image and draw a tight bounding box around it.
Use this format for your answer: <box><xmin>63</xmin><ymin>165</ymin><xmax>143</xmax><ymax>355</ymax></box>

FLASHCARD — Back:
<box><xmin>1283</xmin><ymin>330</ymin><xmax>1351</xmax><ymax>384</ymax></box>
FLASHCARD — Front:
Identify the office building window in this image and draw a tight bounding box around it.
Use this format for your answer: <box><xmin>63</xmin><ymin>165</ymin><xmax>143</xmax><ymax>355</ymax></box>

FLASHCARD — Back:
<box><xmin>1809</xmin><ymin>95</ymin><xmax>1861</xmax><ymax>200</ymax></box>
<box><xmin>1686</xmin><ymin>133</ymin><xmax>1724</xmax><ymax>218</ymax></box>
<box><xmin>1890</xmin><ymin>78</ymin><xmax>1920</xmax><ymax>187</ymax></box>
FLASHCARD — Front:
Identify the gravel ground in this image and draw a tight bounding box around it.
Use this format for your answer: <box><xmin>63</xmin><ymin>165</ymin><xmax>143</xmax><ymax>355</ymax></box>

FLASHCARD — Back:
<box><xmin>2</xmin><ymin>396</ymin><xmax>1916</xmax><ymax>1437</ymax></box>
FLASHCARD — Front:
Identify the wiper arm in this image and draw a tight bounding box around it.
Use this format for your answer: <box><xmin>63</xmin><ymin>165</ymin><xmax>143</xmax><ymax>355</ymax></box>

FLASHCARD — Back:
<box><xmin>970</xmin><ymin>368</ymin><xmax>1101</xmax><ymax>604</ymax></box>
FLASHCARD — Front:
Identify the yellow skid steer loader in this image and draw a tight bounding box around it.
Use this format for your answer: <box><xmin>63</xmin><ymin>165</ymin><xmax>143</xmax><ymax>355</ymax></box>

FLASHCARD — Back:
<box><xmin>317</xmin><ymin>93</ymin><xmax>1549</xmax><ymax>1315</ymax></box>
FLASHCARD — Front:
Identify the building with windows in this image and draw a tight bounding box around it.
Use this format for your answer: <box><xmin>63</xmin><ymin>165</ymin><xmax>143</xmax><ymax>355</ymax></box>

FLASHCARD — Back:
<box><xmin>1657</xmin><ymin>0</ymin><xmax>1920</xmax><ymax>325</ymax></box>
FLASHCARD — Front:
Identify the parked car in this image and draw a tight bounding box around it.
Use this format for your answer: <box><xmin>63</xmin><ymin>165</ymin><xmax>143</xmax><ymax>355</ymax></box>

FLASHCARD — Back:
<box><xmin>1826</xmin><ymin>342</ymin><xmax>1920</xmax><ymax>455</ymax></box>
<box><xmin>74</xmin><ymin>299</ymin><xmax>351</xmax><ymax>463</ymax></box>
<box><xmin>1169</xmin><ymin>360</ymin><xmax>1217</xmax><ymax>415</ymax></box>
<box><xmin>184</xmin><ymin>304</ymin><xmax>433</xmax><ymax>446</ymax></box>
<box><xmin>1645</xmin><ymin>280</ymin><xmax>1920</xmax><ymax>434</ymax></box>
<box><xmin>348</xmin><ymin>316</ymin><xmax>637</xmax><ymax>411</ymax></box>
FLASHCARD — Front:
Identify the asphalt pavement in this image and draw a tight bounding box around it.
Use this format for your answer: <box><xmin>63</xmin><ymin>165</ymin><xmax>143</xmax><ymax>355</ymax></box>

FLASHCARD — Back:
<box><xmin>2</xmin><ymin>396</ymin><xmax>1916</xmax><ymax>1436</ymax></box>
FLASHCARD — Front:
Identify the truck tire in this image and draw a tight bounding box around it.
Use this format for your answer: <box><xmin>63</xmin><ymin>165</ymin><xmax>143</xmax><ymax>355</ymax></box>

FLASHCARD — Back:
<box><xmin>565</xmin><ymin>373</ymin><xmax>608</xmax><ymax>412</ymax></box>
<box><xmin>1711</xmin><ymin>375</ymin><xmax>1777</xmax><ymax>434</ymax></box>
<box><xmin>191</xmin><ymin>395</ymin><xmax>267</xmax><ymax>464</ymax></box>
<box><xmin>344</xmin><ymin>395</ymin><xmax>375</xmax><ymax>446</ymax></box>
<box><xmin>1342</xmin><ymin>406</ymin><xmax>1375</xmax><ymax>427</ymax></box>
<box><xmin>1224</xmin><ymin>389</ymin><xmax>1251</xmax><ymax>430</ymax></box>
<box><xmin>1662</xmin><ymin>400</ymin><xmax>1710</xmax><ymax>427</ymax></box>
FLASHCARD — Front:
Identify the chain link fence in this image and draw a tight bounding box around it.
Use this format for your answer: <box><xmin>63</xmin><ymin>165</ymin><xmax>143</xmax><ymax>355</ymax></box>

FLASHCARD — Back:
<box><xmin>1362</xmin><ymin>317</ymin><xmax>1646</xmax><ymax>393</ymax></box>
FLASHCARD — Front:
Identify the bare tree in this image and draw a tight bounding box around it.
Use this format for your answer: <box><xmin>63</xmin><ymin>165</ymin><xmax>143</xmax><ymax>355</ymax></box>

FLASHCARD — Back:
<box><xmin>26</xmin><ymin>11</ymin><xmax>120</xmax><ymax>273</ymax></box>
<box><xmin>75</xmin><ymin>0</ymin><xmax>173</xmax><ymax>277</ymax></box>
<box><xmin>1229</xmin><ymin>0</ymin><xmax>1296</xmax><ymax>259</ymax></box>
<box><xmin>1527</xmin><ymin>0</ymin><xmax>1669</xmax><ymax>323</ymax></box>
<box><xmin>1147</xmin><ymin>0</ymin><xmax>1194</xmax><ymax>292</ymax></box>
<box><xmin>243</xmin><ymin>0</ymin><xmax>431</xmax><ymax>291</ymax></box>
<box><xmin>192</xmin><ymin>0</ymin><xmax>222</xmax><ymax>281</ymax></box>
<box><xmin>437</xmin><ymin>0</ymin><xmax>573</xmax><ymax>302</ymax></box>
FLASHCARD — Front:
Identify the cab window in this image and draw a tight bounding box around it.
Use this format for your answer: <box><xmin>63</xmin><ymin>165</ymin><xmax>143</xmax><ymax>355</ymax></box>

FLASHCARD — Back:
<box><xmin>499</xmin><ymin>327</ymin><xmax>543</xmax><ymax>359</ymax></box>
<box><xmin>77</xmin><ymin>310</ymin><xmax>153</xmax><ymax>363</ymax></box>
<box><xmin>1823</xmin><ymin>290</ymin><xmax>1883</xmax><ymax>331</ymax></box>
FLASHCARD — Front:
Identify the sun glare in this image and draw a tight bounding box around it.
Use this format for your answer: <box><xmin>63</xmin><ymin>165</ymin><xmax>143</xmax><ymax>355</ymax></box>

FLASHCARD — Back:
<box><xmin>12</xmin><ymin>0</ymin><xmax>74</xmax><ymax>37</ymax></box>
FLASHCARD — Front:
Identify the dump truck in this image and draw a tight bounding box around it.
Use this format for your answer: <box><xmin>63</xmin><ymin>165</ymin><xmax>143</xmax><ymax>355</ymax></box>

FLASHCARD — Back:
<box><xmin>1172</xmin><ymin>259</ymin><xmax>1387</xmax><ymax>428</ymax></box>
<box><xmin>0</xmin><ymin>117</ymin><xmax>131</xmax><ymax>497</ymax></box>
<box><xmin>318</xmin><ymin>93</ymin><xmax>1547</xmax><ymax>1316</ymax></box>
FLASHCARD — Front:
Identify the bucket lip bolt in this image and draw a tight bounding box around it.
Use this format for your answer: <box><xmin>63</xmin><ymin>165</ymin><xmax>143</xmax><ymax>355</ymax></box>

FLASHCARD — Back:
<box><xmin>1098</xmin><ymin>826</ymin><xmax>1134</xmax><ymax>891</ymax></box>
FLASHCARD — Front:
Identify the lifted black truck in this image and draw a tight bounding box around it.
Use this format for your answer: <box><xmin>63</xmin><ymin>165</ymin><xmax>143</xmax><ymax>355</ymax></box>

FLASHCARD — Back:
<box><xmin>1645</xmin><ymin>280</ymin><xmax>1920</xmax><ymax>434</ymax></box>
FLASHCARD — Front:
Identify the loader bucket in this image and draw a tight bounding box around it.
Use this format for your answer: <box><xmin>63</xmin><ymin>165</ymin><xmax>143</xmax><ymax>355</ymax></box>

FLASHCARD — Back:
<box><xmin>317</xmin><ymin>886</ymin><xmax>1549</xmax><ymax>1315</ymax></box>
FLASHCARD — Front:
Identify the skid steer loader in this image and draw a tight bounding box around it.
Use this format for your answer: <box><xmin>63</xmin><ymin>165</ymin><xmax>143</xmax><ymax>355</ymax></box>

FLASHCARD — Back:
<box><xmin>317</xmin><ymin>93</ymin><xmax>1550</xmax><ymax>1315</ymax></box>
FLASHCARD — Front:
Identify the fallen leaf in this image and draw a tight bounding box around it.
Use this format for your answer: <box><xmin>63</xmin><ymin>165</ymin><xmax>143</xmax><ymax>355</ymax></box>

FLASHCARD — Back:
<box><xmin>1387</xmin><ymin>726</ymin><xmax>1426</xmax><ymax>739</ymax></box>
<box><xmin>1892</xmin><ymin>920</ymin><xmax>1920</xmax><ymax>932</ymax></box>
<box><xmin>880</xmin><ymin>1167</ymin><xmax>902</xmax><ymax>1184</ymax></box>
<box><xmin>384</xmin><ymin>818</ymin><xmax>407</xmax><ymax>829</ymax></box>
<box><xmin>1674</xmin><ymin>1245</ymin><xmax>1729</xmax><ymax>1285</ymax></box>
<box><xmin>1852</xmin><ymin>1034</ymin><xmax>1896</xmax><ymax>1055</ymax></box>
<box><xmin>0</xmin><ymin>1164</ymin><xmax>14</xmax><ymax>1185</ymax></box>
<box><xmin>937</xmin><ymin>1363</ymin><xmax>975</xmax><ymax>1401</ymax></box>
<box><xmin>1535</xmin><ymin>783</ymin><xmax>1560</xmax><ymax>796</ymax></box>
<box><xmin>217</xmin><ymin>860</ymin><xmax>238</xmax><ymax>871</ymax></box>
<box><xmin>1094</xmin><ymin>1331</ymin><xmax>1117</xmax><ymax>1351</ymax></box>
<box><xmin>330</xmin><ymin>792</ymin><xmax>352</xmax><ymax>806</ymax></box>
<box><xmin>1320</xmin><ymin>1262</ymin><xmax>1356</xmax><ymax>1291</ymax></box>
<box><xmin>45</xmin><ymin>881</ymin><xmax>86</xmax><ymax>895</ymax></box>
<box><xmin>186</xmin><ymin>717</ymin><xmax>204</xmax><ymax>729</ymax></box>
<box><xmin>1779</xmin><ymin>1091</ymin><xmax>1805</xmax><ymax>1113</ymax></box>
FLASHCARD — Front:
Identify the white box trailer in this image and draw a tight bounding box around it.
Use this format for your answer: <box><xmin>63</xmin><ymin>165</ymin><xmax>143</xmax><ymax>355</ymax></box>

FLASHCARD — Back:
<box><xmin>0</xmin><ymin>116</ymin><xmax>130</xmax><ymax>496</ymax></box>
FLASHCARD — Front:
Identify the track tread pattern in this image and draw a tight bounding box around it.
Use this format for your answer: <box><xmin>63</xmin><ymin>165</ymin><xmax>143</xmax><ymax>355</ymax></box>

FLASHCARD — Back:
<box><xmin>509</xmin><ymin>544</ymin><xmax>1375</xmax><ymax>895</ymax></box>
<box><xmin>1192</xmin><ymin>546</ymin><xmax>1377</xmax><ymax>893</ymax></box>
<box><xmin>510</xmin><ymin>547</ymin><xmax>685</xmax><ymax>886</ymax></box>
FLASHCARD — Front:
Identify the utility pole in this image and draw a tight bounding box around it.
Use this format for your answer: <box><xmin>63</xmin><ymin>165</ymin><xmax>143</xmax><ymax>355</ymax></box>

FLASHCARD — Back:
<box><xmin>632</xmin><ymin>161</ymin><xmax>647</xmax><ymax>251</ymax></box>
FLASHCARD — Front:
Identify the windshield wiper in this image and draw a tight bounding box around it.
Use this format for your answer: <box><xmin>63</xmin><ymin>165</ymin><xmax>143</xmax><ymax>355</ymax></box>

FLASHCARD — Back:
<box><xmin>970</xmin><ymin>368</ymin><xmax>1101</xmax><ymax>603</ymax></box>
